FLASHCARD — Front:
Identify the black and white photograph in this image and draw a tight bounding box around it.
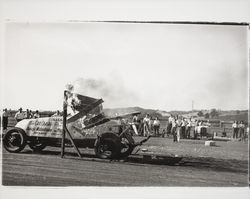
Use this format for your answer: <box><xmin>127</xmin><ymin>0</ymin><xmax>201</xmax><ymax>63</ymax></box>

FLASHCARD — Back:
<box><xmin>0</xmin><ymin>0</ymin><xmax>249</xmax><ymax>199</ymax></box>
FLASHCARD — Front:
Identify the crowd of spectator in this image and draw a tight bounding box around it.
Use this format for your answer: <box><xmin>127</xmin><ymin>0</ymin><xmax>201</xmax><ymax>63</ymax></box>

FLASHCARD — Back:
<box><xmin>164</xmin><ymin>115</ymin><xmax>208</xmax><ymax>142</ymax></box>
<box><xmin>127</xmin><ymin>113</ymin><xmax>248</xmax><ymax>143</ymax></box>
<box><xmin>1</xmin><ymin>108</ymin><xmax>64</xmax><ymax>130</ymax></box>
<box><xmin>130</xmin><ymin>113</ymin><xmax>203</xmax><ymax>142</ymax></box>
<box><xmin>129</xmin><ymin>113</ymin><xmax>161</xmax><ymax>137</ymax></box>
<box><xmin>1</xmin><ymin>108</ymin><xmax>41</xmax><ymax>130</ymax></box>
<box><xmin>14</xmin><ymin>108</ymin><xmax>41</xmax><ymax>122</ymax></box>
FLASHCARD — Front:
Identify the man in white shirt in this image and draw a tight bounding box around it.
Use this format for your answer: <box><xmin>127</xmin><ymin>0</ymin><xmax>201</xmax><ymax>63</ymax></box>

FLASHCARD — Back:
<box><xmin>232</xmin><ymin>121</ymin><xmax>238</xmax><ymax>139</ymax></box>
<box><xmin>176</xmin><ymin>118</ymin><xmax>183</xmax><ymax>142</ymax></box>
<box><xmin>186</xmin><ymin>119</ymin><xmax>192</xmax><ymax>139</ymax></box>
<box><xmin>33</xmin><ymin>110</ymin><xmax>40</xmax><ymax>119</ymax></box>
<box><xmin>131</xmin><ymin>113</ymin><xmax>140</xmax><ymax>136</ymax></box>
<box><xmin>14</xmin><ymin>108</ymin><xmax>26</xmax><ymax>122</ymax></box>
<box><xmin>143</xmin><ymin>114</ymin><xmax>150</xmax><ymax>137</ymax></box>
<box><xmin>167</xmin><ymin>115</ymin><xmax>174</xmax><ymax>136</ymax></box>
<box><xmin>171</xmin><ymin>119</ymin><xmax>177</xmax><ymax>142</ymax></box>
<box><xmin>238</xmin><ymin>121</ymin><xmax>245</xmax><ymax>141</ymax></box>
<box><xmin>153</xmin><ymin>117</ymin><xmax>161</xmax><ymax>137</ymax></box>
<box><xmin>181</xmin><ymin>118</ymin><xmax>186</xmax><ymax>138</ymax></box>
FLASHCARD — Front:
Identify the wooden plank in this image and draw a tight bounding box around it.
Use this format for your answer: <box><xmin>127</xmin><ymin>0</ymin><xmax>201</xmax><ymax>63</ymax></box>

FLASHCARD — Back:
<box><xmin>67</xmin><ymin>99</ymin><xmax>104</xmax><ymax>123</ymax></box>
<box><xmin>74</xmin><ymin>93</ymin><xmax>100</xmax><ymax>104</ymax></box>
<box><xmin>83</xmin><ymin>113</ymin><xmax>106</xmax><ymax>126</ymax></box>
<box><xmin>73</xmin><ymin>100</ymin><xmax>103</xmax><ymax>113</ymax></box>
<box><xmin>84</xmin><ymin>118</ymin><xmax>110</xmax><ymax>129</ymax></box>
<box><xmin>109</xmin><ymin>111</ymin><xmax>141</xmax><ymax>120</ymax></box>
<box><xmin>72</xmin><ymin>94</ymin><xmax>102</xmax><ymax>112</ymax></box>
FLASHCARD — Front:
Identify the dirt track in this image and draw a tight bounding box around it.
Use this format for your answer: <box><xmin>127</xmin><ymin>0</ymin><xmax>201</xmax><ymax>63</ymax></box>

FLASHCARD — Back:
<box><xmin>2</xmin><ymin>138</ymin><xmax>248</xmax><ymax>186</ymax></box>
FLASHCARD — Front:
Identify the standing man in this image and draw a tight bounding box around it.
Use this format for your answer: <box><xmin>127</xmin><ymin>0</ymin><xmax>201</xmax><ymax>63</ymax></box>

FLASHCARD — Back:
<box><xmin>2</xmin><ymin>108</ymin><xmax>9</xmax><ymax>130</ymax></box>
<box><xmin>186</xmin><ymin>119</ymin><xmax>192</xmax><ymax>139</ymax></box>
<box><xmin>167</xmin><ymin>114</ymin><xmax>174</xmax><ymax>137</ymax></box>
<box><xmin>153</xmin><ymin>117</ymin><xmax>161</xmax><ymax>137</ymax></box>
<box><xmin>176</xmin><ymin>118</ymin><xmax>182</xmax><ymax>142</ymax></box>
<box><xmin>194</xmin><ymin>120</ymin><xmax>199</xmax><ymax>139</ymax></box>
<box><xmin>181</xmin><ymin>118</ymin><xmax>186</xmax><ymax>138</ymax></box>
<box><xmin>14</xmin><ymin>108</ymin><xmax>26</xmax><ymax>122</ymax></box>
<box><xmin>172</xmin><ymin>118</ymin><xmax>177</xmax><ymax>142</ymax></box>
<box><xmin>232</xmin><ymin>121</ymin><xmax>238</xmax><ymax>139</ymax></box>
<box><xmin>238</xmin><ymin>121</ymin><xmax>245</xmax><ymax>141</ymax></box>
<box><xmin>143</xmin><ymin>114</ymin><xmax>150</xmax><ymax>137</ymax></box>
<box><xmin>131</xmin><ymin>113</ymin><xmax>140</xmax><ymax>135</ymax></box>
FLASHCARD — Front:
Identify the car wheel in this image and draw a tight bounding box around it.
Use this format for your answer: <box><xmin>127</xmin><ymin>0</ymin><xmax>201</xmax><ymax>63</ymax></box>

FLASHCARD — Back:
<box><xmin>94</xmin><ymin>138</ymin><xmax>121</xmax><ymax>159</ymax></box>
<box><xmin>3</xmin><ymin>128</ymin><xmax>27</xmax><ymax>153</ymax></box>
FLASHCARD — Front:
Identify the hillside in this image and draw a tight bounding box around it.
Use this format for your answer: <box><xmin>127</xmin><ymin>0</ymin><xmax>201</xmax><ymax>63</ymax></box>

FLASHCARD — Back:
<box><xmin>103</xmin><ymin>107</ymin><xmax>248</xmax><ymax>122</ymax></box>
<box><xmin>217</xmin><ymin>112</ymin><xmax>248</xmax><ymax>122</ymax></box>
<box><xmin>103</xmin><ymin>107</ymin><xmax>167</xmax><ymax>118</ymax></box>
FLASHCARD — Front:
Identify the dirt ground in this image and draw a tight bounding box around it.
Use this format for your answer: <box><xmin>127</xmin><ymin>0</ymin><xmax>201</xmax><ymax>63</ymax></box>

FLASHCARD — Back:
<box><xmin>1</xmin><ymin>136</ymin><xmax>248</xmax><ymax>186</ymax></box>
<box><xmin>136</xmin><ymin>136</ymin><xmax>248</xmax><ymax>160</ymax></box>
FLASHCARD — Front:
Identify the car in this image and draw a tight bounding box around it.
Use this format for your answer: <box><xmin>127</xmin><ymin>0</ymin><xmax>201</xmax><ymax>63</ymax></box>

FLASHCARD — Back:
<box><xmin>3</xmin><ymin>92</ymin><xmax>150</xmax><ymax>159</ymax></box>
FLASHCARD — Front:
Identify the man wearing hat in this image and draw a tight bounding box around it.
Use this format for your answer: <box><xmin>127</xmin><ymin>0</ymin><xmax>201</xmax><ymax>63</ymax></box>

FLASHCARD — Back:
<box><xmin>14</xmin><ymin>108</ymin><xmax>26</xmax><ymax>122</ymax></box>
<box><xmin>131</xmin><ymin>112</ymin><xmax>140</xmax><ymax>135</ymax></box>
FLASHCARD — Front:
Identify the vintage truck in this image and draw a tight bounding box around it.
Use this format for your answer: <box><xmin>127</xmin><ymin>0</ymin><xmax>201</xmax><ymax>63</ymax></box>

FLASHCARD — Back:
<box><xmin>3</xmin><ymin>92</ymin><xmax>150</xmax><ymax>159</ymax></box>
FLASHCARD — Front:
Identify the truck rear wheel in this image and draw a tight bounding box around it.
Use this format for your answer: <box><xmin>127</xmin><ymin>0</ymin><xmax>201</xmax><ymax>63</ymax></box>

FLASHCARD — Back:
<box><xmin>95</xmin><ymin>138</ymin><xmax>121</xmax><ymax>159</ymax></box>
<box><xmin>94</xmin><ymin>133</ymin><xmax>121</xmax><ymax>159</ymax></box>
<box><xmin>3</xmin><ymin>128</ymin><xmax>27</xmax><ymax>153</ymax></box>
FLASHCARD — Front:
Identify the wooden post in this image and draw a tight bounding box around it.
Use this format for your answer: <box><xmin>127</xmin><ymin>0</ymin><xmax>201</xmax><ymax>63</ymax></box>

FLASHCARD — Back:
<box><xmin>65</xmin><ymin>127</ymin><xmax>82</xmax><ymax>158</ymax></box>
<box><xmin>61</xmin><ymin>90</ymin><xmax>82</xmax><ymax>158</ymax></box>
<box><xmin>61</xmin><ymin>90</ymin><xmax>67</xmax><ymax>158</ymax></box>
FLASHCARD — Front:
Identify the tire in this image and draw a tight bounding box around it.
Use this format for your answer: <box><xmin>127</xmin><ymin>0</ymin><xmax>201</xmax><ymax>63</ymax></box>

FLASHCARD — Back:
<box><xmin>3</xmin><ymin>128</ymin><xmax>27</xmax><ymax>153</ymax></box>
<box><xmin>28</xmin><ymin>139</ymin><xmax>47</xmax><ymax>152</ymax></box>
<box><xmin>94</xmin><ymin>133</ymin><xmax>121</xmax><ymax>159</ymax></box>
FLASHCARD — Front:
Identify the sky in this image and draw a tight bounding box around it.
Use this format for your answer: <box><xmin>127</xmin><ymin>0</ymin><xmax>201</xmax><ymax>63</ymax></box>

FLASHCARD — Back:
<box><xmin>2</xmin><ymin>22</ymin><xmax>248</xmax><ymax>111</ymax></box>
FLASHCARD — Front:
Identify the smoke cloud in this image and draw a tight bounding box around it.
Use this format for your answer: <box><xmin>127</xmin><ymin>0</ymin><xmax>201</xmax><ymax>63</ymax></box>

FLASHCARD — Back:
<box><xmin>71</xmin><ymin>76</ymin><xmax>139</xmax><ymax>108</ymax></box>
